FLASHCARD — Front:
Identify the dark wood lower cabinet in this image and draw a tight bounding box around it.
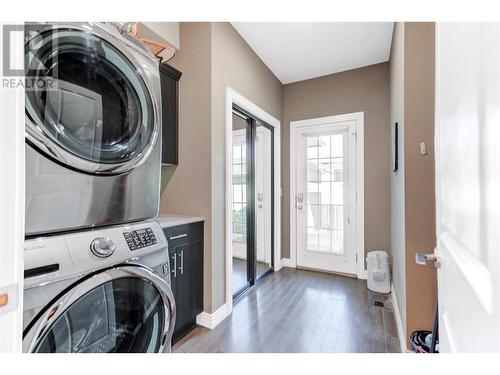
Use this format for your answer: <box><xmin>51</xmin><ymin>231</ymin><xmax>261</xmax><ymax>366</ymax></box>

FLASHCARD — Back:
<box><xmin>163</xmin><ymin>222</ymin><xmax>204</xmax><ymax>343</ymax></box>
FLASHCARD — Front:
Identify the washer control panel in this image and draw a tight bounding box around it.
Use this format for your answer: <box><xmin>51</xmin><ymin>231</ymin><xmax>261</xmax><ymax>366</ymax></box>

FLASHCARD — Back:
<box><xmin>123</xmin><ymin>227</ymin><xmax>157</xmax><ymax>251</ymax></box>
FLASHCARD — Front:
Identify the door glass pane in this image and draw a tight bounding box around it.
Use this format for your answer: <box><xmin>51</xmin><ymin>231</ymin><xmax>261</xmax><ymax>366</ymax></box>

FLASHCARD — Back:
<box><xmin>255</xmin><ymin>124</ymin><xmax>273</xmax><ymax>279</ymax></box>
<box><xmin>305</xmin><ymin>132</ymin><xmax>346</xmax><ymax>254</ymax></box>
<box><xmin>25</xmin><ymin>28</ymin><xmax>154</xmax><ymax>164</ymax></box>
<box><xmin>34</xmin><ymin>277</ymin><xmax>165</xmax><ymax>353</ymax></box>
<box><xmin>232</xmin><ymin>114</ymin><xmax>248</xmax><ymax>294</ymax></box>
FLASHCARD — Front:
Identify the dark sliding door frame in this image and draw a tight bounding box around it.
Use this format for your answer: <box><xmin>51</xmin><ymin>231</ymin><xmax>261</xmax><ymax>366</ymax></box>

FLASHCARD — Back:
<box><xmin>232</xmin><ymin>105</ymin><xmax>274</xmax><ymax>300</ymax></box>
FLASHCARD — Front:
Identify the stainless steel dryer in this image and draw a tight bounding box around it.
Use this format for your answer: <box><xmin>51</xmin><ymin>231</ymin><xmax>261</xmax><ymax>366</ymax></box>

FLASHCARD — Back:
<box><xmin>24</xmin><ymin>22</ymin><xmax>162</xmax><ymax>237</ymax></box>
<box><xmin>23</xmin><ymin>220</ymin><xmax>175</xmax><ymax>353</ymax></box>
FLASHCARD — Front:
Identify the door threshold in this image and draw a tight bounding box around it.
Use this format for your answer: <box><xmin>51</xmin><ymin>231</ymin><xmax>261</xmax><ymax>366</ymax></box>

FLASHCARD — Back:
<box><xmin>295</xmin><ymin>266</ymin><xmax>357</xmax><ymax>279</ymax></box>
<box><xmin>233</xmin><ymin>268</ymin><xmax>274</xmax><ymax>303</ymax></box>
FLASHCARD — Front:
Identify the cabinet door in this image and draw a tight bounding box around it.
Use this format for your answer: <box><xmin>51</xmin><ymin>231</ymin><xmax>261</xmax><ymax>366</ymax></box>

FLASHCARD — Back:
<box><xmin>168</xmin><ymin>246</ymin><xmax>177</xmax><ymax>301</ymax></box>
<box><xmin>175</xmin><ymin>240</ymin><xmax>204</xmax><ymax>330</ymax></box>
<box><xmin>186</xmin><ymin>239</ymin><xmax>203</xmax><ymax>315</ymax></box>
<box><xmin>159</xmin><ymin>64</ymin><xmax>181</xmax><ymax>165</ymax></box>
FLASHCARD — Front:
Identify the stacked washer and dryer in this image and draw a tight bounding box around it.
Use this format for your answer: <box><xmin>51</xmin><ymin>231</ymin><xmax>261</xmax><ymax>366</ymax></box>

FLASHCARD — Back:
<box><xmin>23</xmin><ymin>23</ymin><xmax>175</xmax><ymax>353</ymax></box>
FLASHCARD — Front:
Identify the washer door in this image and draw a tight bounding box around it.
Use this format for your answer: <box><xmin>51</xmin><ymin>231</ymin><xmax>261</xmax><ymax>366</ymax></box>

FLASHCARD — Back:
<box><xmin>23</xmin><ymin>266</ymin><xmax>175</xmax><ymax>353</ymax></box>
<box><xmin>25</xmin><ymin>24</ymin><xmax>158</xmax><ymax>175</ymax></box>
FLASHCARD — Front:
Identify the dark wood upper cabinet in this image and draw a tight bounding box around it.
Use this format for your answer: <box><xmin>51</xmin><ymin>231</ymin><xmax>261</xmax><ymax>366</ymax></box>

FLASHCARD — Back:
<box><xmin>159</xmin><ymin>63</ymin><xmax>182</xmax><ymax>165</ymax></box>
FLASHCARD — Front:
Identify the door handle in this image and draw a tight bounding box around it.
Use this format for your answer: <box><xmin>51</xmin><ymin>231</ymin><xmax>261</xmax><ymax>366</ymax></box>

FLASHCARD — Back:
<box><xmin>171</xmin><ymin>254</ymin><xmax>177</xmax><ymax>278</ymax></box>
<box><xmin>295</xmin><ymin>193</ymin><xmax>304</xmax><ymax>209</ymax></box>
<box><xmin>178</xmin><ymin>250</ymin><xmax>184</xmax><ymax>275</ymax></box>
<box><xmin>170</xmin><ymin>233</ymin><xmax>187</xmax><ymax>240</ymax></box>
<box><xmin>415</xmin><ymin>250</ymin><xmax>440</xmax><ymax>268</ymax></box>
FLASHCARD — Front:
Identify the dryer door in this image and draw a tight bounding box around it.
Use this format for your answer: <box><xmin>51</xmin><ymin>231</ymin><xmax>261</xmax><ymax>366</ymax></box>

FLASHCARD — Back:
<box><xmin>25</xmin><ymin>24</ymin><xmax>159</xmax><ymax>175</ymax></box>
<box><xmin>23</xmin><ymin>265</ymin><xmax>175</xmax><ymax>353</ymax></box>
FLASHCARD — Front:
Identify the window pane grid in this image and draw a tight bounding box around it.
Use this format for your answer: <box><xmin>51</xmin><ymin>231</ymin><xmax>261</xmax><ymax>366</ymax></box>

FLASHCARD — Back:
<box><xmin>305</xmin><ymin>133</ymin><xmax>345</xmax><ymax>254</ymax></box>
<box><xmin>232</xmin><ymin>143</ymin><xmax>247</xmax><ymax>242</ymax></box>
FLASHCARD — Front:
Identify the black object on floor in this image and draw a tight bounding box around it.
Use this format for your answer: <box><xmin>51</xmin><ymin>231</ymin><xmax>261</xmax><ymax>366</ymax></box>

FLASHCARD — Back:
<box><xmin>410</xmin><ymin>304</ymin><xmax>439</xmax><ymax>353</ymax></box>
<box><xmin>410</xmin><ymin>330</ymin><xmax>433</xmax><ymax>353</ymax></box>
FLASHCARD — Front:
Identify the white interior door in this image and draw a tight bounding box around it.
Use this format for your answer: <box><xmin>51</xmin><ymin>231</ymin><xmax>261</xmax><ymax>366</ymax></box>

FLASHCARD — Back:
<box><xmin>435</xmin><ymin>23</ymin><xmax>500</xmax><ymax>352</ymax></box>
<box><xmin>293</xmin><ymin>120</ymin><xmax>357</xmax><ymax>275</ymax></box>
<box><xmin>0</xmin><ymin>22</ymin><xmax>24</xmax><ymax>353</ymax></box>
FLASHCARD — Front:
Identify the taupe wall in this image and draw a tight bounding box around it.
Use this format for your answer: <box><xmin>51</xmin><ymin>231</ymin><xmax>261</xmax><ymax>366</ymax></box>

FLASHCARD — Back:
<box><xmin>390</xmin><ymin>22</ymin><xmax>437</xmax><ymax>349</ymax></box>
<box><xmin>210</xmin><ymin>22</ymin><xmax>283</xmax><ymax>310</ymax></box>
<box><xmin>281</xmin><ymin>63</ymin><xmax>391</xmax><ymax>266</ymax></box>
<box><xmin>161</xmin><ymin>22</ymin><xmax>282</xmax><ymax>313</ymax></box>
<box><xmin>390</xmin><ymin>22</ymin><xmax>407</xmax><ymax>334</ymax></box>
<box><xmin>160</xmin><ymin>23</ymin><xmax>433</xmax><ymax>325</ymax></box>
<box><xmin>159</xmin><ymin>23</ymin><xmax>214</xmax><ymax>311</ymax></box>
<box><xmin>403</xmin><ymin>22</ymin><xmax>437</xmax><ymax>344</ymax></box>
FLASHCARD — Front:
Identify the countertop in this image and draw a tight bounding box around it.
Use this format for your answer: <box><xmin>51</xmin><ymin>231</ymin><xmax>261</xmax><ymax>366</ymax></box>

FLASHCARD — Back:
<box><xmin>156</xmin><ymin>214</ymin><xmax>205</xmax><ymax>228</ymax></box>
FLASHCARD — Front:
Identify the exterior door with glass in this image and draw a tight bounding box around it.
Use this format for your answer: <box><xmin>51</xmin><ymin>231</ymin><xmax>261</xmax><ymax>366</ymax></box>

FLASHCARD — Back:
<box><xmin>294</xmin><ymin>120</ymin><xmax>357</xmax><ymax>275</ymax></box>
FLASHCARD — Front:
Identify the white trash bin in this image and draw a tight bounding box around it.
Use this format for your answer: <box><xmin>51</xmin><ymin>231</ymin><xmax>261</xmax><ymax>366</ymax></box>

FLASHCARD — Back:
<box><xmin>366</xmin><ymin>250</ymin><xmax>390</xmax><ymax>294</ymax></box>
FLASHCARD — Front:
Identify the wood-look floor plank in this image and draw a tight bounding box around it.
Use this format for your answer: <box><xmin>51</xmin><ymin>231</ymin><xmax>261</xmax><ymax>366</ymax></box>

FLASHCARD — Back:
<box><xmin>172</xmin><ymin>268</ymin><xmax>400</xmax><ymax>353</ymax></box>
<box><xmin>228</xmin><ymin>269</ymin><xmax>310</xmax><ymax>352</ymax></box>
<box><xmin>176</xmin><ymin>270</ymin><xmax>292</xmax><ymax>353</ymax></box>
<box><xmin>202</xmin><ymin>272</ymin><xmax>297</xmax><ymax>353</ymax></box>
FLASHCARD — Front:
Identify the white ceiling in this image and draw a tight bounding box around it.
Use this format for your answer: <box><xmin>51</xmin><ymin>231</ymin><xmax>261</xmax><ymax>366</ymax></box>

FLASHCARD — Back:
<box><xmin>231</xmin><ymin>22</ymin><xmax>394</xmax><ymax>84</ymax></box>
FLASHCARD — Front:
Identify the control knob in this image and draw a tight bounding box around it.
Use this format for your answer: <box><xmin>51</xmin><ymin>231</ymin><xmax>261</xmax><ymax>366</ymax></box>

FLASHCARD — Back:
<box><xmin>90</xmin><ymin>237</ymin><xmax>116</xmax><ymax>258</ymax></box>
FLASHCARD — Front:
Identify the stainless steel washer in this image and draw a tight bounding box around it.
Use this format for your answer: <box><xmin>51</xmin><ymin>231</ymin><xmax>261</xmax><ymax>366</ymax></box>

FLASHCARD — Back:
<box><xmin>22</xmin><ymin>220</ymin><xmax>175</xmax><ymax>353</ymax></box>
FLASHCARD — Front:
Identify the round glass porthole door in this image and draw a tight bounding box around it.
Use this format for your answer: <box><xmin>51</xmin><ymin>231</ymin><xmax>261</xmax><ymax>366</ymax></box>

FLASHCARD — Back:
<box><xmin>23</xmin><ymin>267</ymin><xmax>175</xmax><ymax>353</ymax></box>
<box><xmin>25</xmin><ymin>25</ymin><xmax>157</xmax><ymax>174</ymax></box>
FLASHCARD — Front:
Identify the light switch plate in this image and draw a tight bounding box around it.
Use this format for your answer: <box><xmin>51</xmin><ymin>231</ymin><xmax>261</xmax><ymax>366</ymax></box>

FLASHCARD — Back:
<box><xmin>0</xmin><ymin>284</ymin><xmax>18</xmax><ymax>315</ymax></box>
<box><xmin>419</xmin><ymin>142</ymin><xmax>428</xmax><ymax>155</ymax></box>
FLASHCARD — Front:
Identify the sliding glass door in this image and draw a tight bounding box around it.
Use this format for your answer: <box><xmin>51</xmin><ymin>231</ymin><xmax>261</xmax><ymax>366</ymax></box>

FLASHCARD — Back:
<box><xmin>231</xmin><ymin>107</ymin><xmax>274</xmax><ymax>298</ymax></box>
<box><xmin>255</xmin><ymin>123</ymin><xmax>273</xmax><ymax>280</ymax></box>
<box><xmin>231</xmin><ymin>113</ymin><xmax>249</xmax><ymax>295</ymax></box>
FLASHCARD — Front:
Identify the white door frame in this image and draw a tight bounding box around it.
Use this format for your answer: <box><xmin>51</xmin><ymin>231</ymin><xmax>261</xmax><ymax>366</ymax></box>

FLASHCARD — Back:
<box><xmin>289</xmin><ymin>112</ymin><xmax>365</xmax><ymax>279</ymax></box>
<box><xmin>225</xmin><ymin>87</ymin><xmax>281</xmax><ymax>315</ymax></box>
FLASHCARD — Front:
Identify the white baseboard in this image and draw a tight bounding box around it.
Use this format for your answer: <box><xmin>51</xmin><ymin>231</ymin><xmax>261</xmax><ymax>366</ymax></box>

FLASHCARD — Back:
<box><xmin>280</xmin><ymin>258</ymin><xmax>366</xmax><ymax>280</ymax></box>
<box><xmin>391</xmin><ymin>281</ymin><xmax>407</xmax><ymax>353</ymax></box>
<box><xmin>358</xmin><ymin>269</ymin><xmax>368</xmax><ymax>280</ymax></box>
<box><xmin>196</xmin><ymin>303</ymin><xmax>229</xmax><ymax>330</ymax></box>
<box><xmin>280</xmin><ymin>258</ymin><xmax>295</xmax><ymax>268</ymax></box>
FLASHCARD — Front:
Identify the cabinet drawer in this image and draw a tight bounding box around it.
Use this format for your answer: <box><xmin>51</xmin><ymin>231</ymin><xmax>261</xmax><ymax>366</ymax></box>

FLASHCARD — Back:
<box><xmin>163</xmin><ymin>221</ymin><xmax>203</xmax><ymax>247</ymax></box>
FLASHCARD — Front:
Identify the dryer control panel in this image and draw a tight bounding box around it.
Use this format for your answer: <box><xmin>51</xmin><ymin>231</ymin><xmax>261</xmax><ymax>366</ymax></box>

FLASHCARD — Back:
<box><xmin>123</xmin><ymin>228</ymin><xmax>157</xmax><ymax>251</ymax></box>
